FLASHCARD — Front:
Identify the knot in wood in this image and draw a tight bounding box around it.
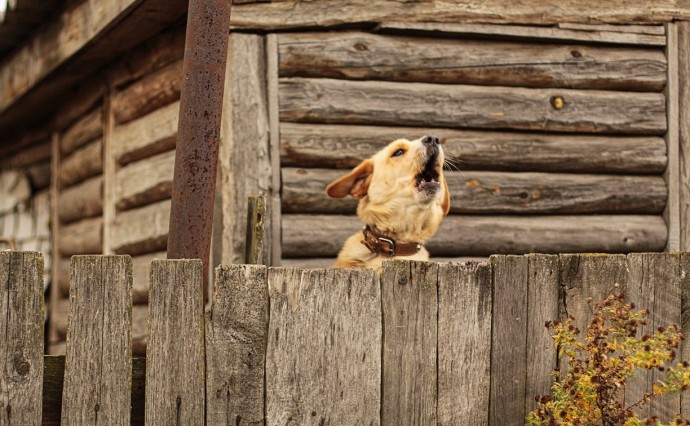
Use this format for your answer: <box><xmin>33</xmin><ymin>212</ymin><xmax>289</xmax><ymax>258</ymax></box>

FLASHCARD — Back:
<box><xmin>550</xmin><ymin>96</ymin><xmax>565</xmax><ymax>110</ymax></box>
<box><xmin>398</xmin><ymin>276</ymin><xmax>407</xmax><ymax>285</ymax></box>
<box><xmin>354</xmin><ymin>43</ymin><xmax>368</xmax><ymax>51</ymax></box>
<box><xmin>14</xmin><ymin>355</ymin><xmax>29</xmax><ymax>376</ymax></box>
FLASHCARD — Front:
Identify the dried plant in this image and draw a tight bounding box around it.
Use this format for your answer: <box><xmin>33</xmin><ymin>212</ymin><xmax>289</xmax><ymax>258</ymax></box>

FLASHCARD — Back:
<box><xmin>527</xmin><ymin>289</ymin><xmax>690</xmax><ymax>426</ymax></box>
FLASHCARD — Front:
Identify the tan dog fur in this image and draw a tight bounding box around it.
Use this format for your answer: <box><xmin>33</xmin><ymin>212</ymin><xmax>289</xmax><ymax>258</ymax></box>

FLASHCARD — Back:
<box><xmin>326</xmin><ymin>136</ymin><xmax>450</xmax><ymax>271</ymax></box>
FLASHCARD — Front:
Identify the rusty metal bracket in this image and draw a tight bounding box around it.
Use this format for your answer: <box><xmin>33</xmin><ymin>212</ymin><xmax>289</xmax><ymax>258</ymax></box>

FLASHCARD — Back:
<box><xmin>167</xmin><ymin>0</ymin><xmax>232</xmax><ymax>296</ymax></box>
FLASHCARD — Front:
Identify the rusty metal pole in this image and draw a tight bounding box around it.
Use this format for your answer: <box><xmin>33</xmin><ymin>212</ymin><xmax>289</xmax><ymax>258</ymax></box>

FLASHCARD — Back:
<box><xmin>167</xmin><ymin>0</ymin><xmax>231</xmax><ymax>296</ymax></box>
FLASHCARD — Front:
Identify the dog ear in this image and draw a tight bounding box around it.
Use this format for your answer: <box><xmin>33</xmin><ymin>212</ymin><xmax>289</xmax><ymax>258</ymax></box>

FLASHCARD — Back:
<box><xmin>326</xmin><ymin>159</ymin><xmax>374</xmax><ymax>199</ymax></box>
<box><xmin>441</xmin><ymin>175</ymin><xmax>451</xmax><ymax>216</ymax></box>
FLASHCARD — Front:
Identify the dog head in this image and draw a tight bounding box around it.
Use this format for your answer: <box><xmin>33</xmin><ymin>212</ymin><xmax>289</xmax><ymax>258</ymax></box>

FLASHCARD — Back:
<box><xmin>326</xmin><ymin>135</ymin><xmax>450</xmax><ymax>243</ymax></box>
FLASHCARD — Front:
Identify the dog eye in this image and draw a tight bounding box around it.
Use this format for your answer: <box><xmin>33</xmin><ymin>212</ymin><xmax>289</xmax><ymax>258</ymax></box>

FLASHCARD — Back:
<box><xmin>391</xmin><ymin>149</ymin><xmax>405</xmax><ymax>157</ymax></box>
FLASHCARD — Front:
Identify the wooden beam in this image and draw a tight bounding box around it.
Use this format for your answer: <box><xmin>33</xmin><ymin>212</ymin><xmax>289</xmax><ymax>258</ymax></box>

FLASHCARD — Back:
<box><xmin>666</xmin><ymin>23</ymin><xmax>681</xmax><ymax>252</ymax></box>
<box><xmin>115</xmin><ymin>149</ymin><xmax>174</xmax><ymax>211</ymax></box>
<box><xmin>111</xmin><ymin>101</ymin><xmax>178</xmax><ymax>166</ymax></box>
<box><xmin>267</xmin><ymin>34</ymin><xmax>282</xmax><ymax>266</ymax></box>
<box><xmin>679</xmin><ymin>21</ymin><xmax>690</xmax><ymax>250</ymax></box>
<box><xmin>48</xmin><ymin>132</ymin><xmax>61</xmax><ymax>346</ymax></box>
<box><xmin>58</xmin><ymin>176</ymin><xmax>103</xmax><ymax>224</ymax></box>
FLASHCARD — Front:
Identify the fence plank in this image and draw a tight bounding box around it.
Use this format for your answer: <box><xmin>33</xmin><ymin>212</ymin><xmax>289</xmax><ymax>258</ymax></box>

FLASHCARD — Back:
<box><xmin>266</xmin><ymin>267</ymin><xmax>381</xmax><ymax>425</ymax></box>
<box><xmin>681</xmin><ymin>253</ymin><xmax>690</xmax><ymax>418</ymax></box>
<box><xmin>206</xmin><ymin>265</ymin><xmax>268</xmax><ymax>425</ymax></box>
<box><xmin>489</xmin><ymin>255</ymin><xmax>528</xmax><ymax>425</ymax></box>
<box><xmin>381</xmin><ymin>260</ymin><xmax>438</xmax><ymax>425</ymax></box>
<box><xmin>0</xmin><ymin>251</ymin><xmax>44</xmax><ymax>426</ymax></box>
<box><xmin>437</xmin><ymin>261</ymin><xmax>491</xmax><ymax>425</ymax></box>
<box><xmin>61</xmin><ymin>255</ymin><xmax>132</xmax><ymax>425</ymax></box>
<box><xmin>146</xmin><ymin>259</ymin><xmax>204</xmax><ymax>425</ymax></box>
<box><xmin>524</xmin><ymin>254</ymin><xmax>560</xmax><ymax>415</ymax></box>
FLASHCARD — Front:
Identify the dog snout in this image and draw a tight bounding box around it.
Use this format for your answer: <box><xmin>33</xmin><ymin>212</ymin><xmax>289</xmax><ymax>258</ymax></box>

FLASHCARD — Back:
<box><xmin>422</xmin><ymin>136</ymin><xmax>439</xmax><ymax>146</ymax></box>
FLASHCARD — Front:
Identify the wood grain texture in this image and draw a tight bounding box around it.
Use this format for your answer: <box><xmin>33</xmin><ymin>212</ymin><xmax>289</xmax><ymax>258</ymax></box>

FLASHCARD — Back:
<box><xmin>267</xmin><ymin>34</ymin><xmax>283</xmax><ymax>266</ymax></box>
<box><xmin>115</xmin><ymin>149</ymin><xmax>174</xmax><ymax>211</ymax></box>
<box><xmin>0</xmin><ymin>251</ymin><xmax>44</xmax><ymax>426</ymax></box>
<box><xmin>381</xmin><ymin>260</ymin><xmax>437</xmax><ymax>425</ymax></box>
<box><xmin>229</xmin><ymin>1</ymin><xmax>690</xmax><ymax>29</ymax></box>
<box><xmin>111</xmin><ymin>100</ymin><xmax>178</xmax><ymax>166</ymax></box>
<box><xmin>59</xmin><ymin>217</ymin><xmax>103</xmax><ymax>256</ymax></box>
<box><xmin>281</xmin><ymin>214</ymin><xmax>667</xmax><ymax>258</ymax></box>
<box><xmin>61</xmin><ymin>255</ymin><xmax>132</xmax><ymax>425</ymax></box>
<box><xmin>278</xmin><ymin>31</ymin><xmax>666</xmax><ymax>91</ymax></box>
<box><xmin>437</xmin><ymin>261</ymin><xmax>491</xmax><ymax>425</ymax></box>
<box><xmin>681</xmin><ymin>253</ymin><xmax>690</xmax><ymax>418</ymax></box>
<box><xmin>626</xmin><ymin>253</ymin><xmax>682</xmax><ymax>419</ymax></box>
<box><xmin>219</xmin><ymin>34</ymin><xmax>273</xmax><ymax>265</ymax></box>
<box><xmin>146</xmin><ymin>260</ymin><xmax>204</xmax><ymax>425</ymax></box>
<box><xmin>377</xmin><ymin>22</ymin><xmax>667</xmax><ymax>46</ymax></box>
<box><xmin>60</xmin><ymin>107</ymin><xmax>103</xmax><ymax>156</ymax></box>
<box><xmin>279</xmin><ymin>78</ymin><xmax>667</xmax><ymax>135</ymax></box>
<box><xmin>280</xmin><ymin>122</ymin><xmax>667</xmax><ymax>174</ymax></box>
<box><xmin>111</xmin><ymin>60</ymin><xmax>182</xmax><ymax>125</ymax></box>
<box><xmin>525</xmin><ymin>254</ymin><xmax>559</xmax><ymax>415</ymax></box>
<box><xmin>111</xmin><ymin>199</ymin><xmax>170</xmax><ymax>255</ymax></box>
<box><xmin>679</xmin><ymin>22</ymin><xmax>690</xmax><ymax>250</ymax></box>
<box><xmin>48</xmin><ymin>133</ymin><xmax>61</xmax><ymax>346</ymax></box>
<box><xmin>59</xmin><ymin>138</ymin><xmax>102</xmax><ymax>188</ymax></box>
<box><xmin>666</xmin><ymin>23</ymin><xmax>681</xmax><ymax>252</ymax></box>
<box><xmin>206</xmin><ymin>265</ymin><xmax>268</xmax><ymax>425</ymax></box>
<box><xmin>282</xmin><ymin>168</ymin><xmax>667</xmax><ymax>215</ymax></box>
<box><xmin>490</xmin><ymin>255</ymin><xmax>528</xmax><ymax>425</ymax></box>
<box><xmin>266</xmin><ymin>267</ymin><xmax>381</xmax><ymax>425</ymax></box>
<box><xmin>58</xmin><ymin>175</ymin><xmax>103</xmax><ymax>224</ymax></box>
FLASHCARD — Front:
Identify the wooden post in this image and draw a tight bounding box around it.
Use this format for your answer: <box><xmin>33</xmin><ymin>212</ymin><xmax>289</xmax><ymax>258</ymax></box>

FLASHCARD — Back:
<box><xmin>48</xmin><ymin>132</ymin><xmax>61</xmax><ymax>352</ymax></box>
<box><xmin>678</xmin><ymin>22</ymin><xmax>690</xmax><ymax>251</ymax></box>
<box><xmin>244</xmin><ymin>192</ymin><xmax>267</xmax><ymax>264</ymax></box>
<box><xmin>0</xmin><ymin>251</ymin><xmax>45</xmax><ymax>426</ymax></box>
<box><xmin>61</xmin><ymin>255</ymin><xmax>132</xmax><ymax>425</ymax></box>
<box><xmin>206</xmin><ymin>265</ymin><xmax>268</xmax><ymax>424</ymax></box>
<box><xmin>666</xmin><ymin>23</ymin><xmax>681</xmax><ymax>252</ymax></box>
<box><xmin>266</xmin><ymin>33</ymin><xmax>282</xmax><ymax>266</ymax></box>
<box><xmin>146</xmin><ymin>260</ymin><xmax>205</xmax><ymax>424</ymax></box>
<box><xmin>381</xmin><ymin>260</ymin><xmax>438</xmax><ymax>425</ymax></box>
<box><xmin>102</xmin><ymin>91</ymin><xmax>116</xmax><ymax>255</ymax></box>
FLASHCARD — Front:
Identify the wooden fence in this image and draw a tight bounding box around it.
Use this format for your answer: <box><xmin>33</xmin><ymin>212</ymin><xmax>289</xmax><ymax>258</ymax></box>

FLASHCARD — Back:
<box><xmin>2</xmin><ymin>250</ymin><xmax>690</xmax><ymax>425</ymax></box>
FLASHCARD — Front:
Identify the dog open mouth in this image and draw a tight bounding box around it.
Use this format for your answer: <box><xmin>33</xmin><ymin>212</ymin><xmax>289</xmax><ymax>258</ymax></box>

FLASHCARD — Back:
<box><xmin>415</xmin><ymin>163</ymin><xmax>440</xmax><ymax>194</ymax></box>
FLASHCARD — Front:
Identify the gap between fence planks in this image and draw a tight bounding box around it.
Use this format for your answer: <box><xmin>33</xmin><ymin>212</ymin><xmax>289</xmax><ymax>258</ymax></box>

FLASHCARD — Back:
<box><xmin>0</xmin><ymin>251</ymin><xmax>44</xmax><ymax>426</ymax></box>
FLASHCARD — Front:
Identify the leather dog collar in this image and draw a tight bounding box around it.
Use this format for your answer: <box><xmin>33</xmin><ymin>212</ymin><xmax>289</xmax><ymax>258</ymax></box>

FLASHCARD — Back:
<box><xmin>361</xmin><ymin>225</ymin><xmax>422</xmax><ymax>257</ymax></box>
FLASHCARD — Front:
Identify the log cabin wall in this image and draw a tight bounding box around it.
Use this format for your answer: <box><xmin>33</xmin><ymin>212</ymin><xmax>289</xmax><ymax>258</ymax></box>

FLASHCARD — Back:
<box><xmin>265</xmin><ymin>24</ymin><xmax>675</xmax><ymax>268</ymax></box>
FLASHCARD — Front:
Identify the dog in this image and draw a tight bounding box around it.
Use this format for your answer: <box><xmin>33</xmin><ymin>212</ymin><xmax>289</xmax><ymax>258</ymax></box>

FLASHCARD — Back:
<box><xmin>326</xmin><ymin>135</ymin><xmax>450</xmax><ymax>271</ymax></box>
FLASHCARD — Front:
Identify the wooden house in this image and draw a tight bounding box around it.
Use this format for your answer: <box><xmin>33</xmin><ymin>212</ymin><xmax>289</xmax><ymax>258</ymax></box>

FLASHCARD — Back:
<box><xmin>1</xmin><ymin>0</ymin><xmax>690</xmax><ymax>355</ymax></box>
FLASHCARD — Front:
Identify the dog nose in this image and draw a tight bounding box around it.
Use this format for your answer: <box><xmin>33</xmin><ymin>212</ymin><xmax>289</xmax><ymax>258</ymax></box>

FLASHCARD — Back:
<box><xmin>422</xmin><ymin>136</ymin><xmax>439</xmax><ymax>145</ymax></box>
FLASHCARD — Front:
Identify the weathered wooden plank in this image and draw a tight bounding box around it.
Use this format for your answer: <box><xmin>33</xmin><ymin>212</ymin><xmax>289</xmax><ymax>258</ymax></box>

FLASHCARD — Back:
<box><xmin>267</xmin><ymin>33</ymin><xmax>282</xmax><ymax>266</ymax></box>
<box><xmin>60</xmin><ymin>107</ymin><xmax>103</xmax><ymax>156</ymax></box>
<box><xmin>490</xmin><ymin>255</ymin><xmax>528</xmax><ymax>424</ymax></box>
<box><xmin>282</xmin><ymin>168</ymin><xmax>667</xmax><ymax>215</ymax></box>
<box><xmin>381</xmin><ymin>260</ymin><xmax>437</xmax><ymax>425</ymax></box>
<box><xmin>111</xmin><ymin>101</ymin><xmax>178</xmax><ymax>166</ymax></box>
<box><xmin>525</xmin><ymin>254</ymin><xmax>559</xmax><ymax>415</ymax></box>
<box><xmin>59</xmin><ymin>217</ymin><xmax>103</xmax><ymax>256</ymax></box>
<box><xmin>557</xmin><ymin>23</ymin><xmax>666</xmax><ymax>35</ymax></box>
<box><xmin>626</xmin><ymin>253</ymin><xmax>682</xmax><ymax>419</ymax></box>
<box><xmin>437</xmin><ymin>261</ymin><xmax>491</xmax><ymax>425</ymax></box>
<box><xmin>48</xmin><ymin>132</ymin><xmax>61</xmax><ymax>346</ymax></box>
<box><xmin>0</xmin><ymin>251</ymin><xmax>44</xmax><ymax>426</ymax></box>
<box><xmin>58</xmin><ymin>175</ymin><xmax>103</xmax><ymax>224</ymax></box>
<box><xmin>146</xmin><ymin>260</ymin><xmax>204</xmax><ymax>425</ymax></box>
<box><xmin>103</xmin><ymin>92</ymin><xmax>115</xmax><ymax>255</ymax></box>
<box><xmin>681</xmin><ymin>253</ymin><xmax>690</xmax><ymax>418</ymax></box>
<box><xmin>61</xmin><ymin>255</ymin><xmax>132</xmax><ymax>425</ymax></box>
<box><xmin>266</xmin><ymin>267</ymin><xmax>381</xmax><ymax>425</ymax></box>
<box><xmin>111</xmin><ymin>199</ymin><xmax>170</xmax><ymax>256</ymax></box>
<box><xmin>679</xmin><ymin>22</ymin><xmax>690</xmax><ymax>251</ymax></box>
<box><xmin>282</xmin><ymin>214</ymin><xmax>668</xmax><ymax>258</ymax></box>
<box><xmin>206</xmin><ymin>265</ymin><xmax>268</xmax><ymax>425</ymax></box>
<box><xmin>229</xmin><ymin>1</ymin><xmax>690</xmax><ymax>29</ymax></box>
<box><xmin>111</xmin><ymin>60</ymin><xmax>182</xmax><ymax>125</ymax></box>
<box><xmin>280</xmin><ymin>123</ymin><xmax>667</xmax><ymax>174</ymax></box>
<box><xmin>42</xmin><ymin>356</ymin><xmax>147</xmax><ymax>426</ymax></box>
<box><xmin>279</xmin><ymin>78</ymin><xmax>667</xmax><ymax>135</ymax></box>
<box><xmin>377</xmin><ymin>22</ymin><xmax>667</xmax><ymax>46</ymax></box>
<box><xmin>666</xmin><ymin>23</ymin><xmax>681</xmax><ymax>252</ymax></box>
<box><xmin>59</xmin><ymin>138</ymin><xmax>102</xmax><ymax>188</ymax></box>
<box><xmin>115</xmin><ymin>149</ymin><xmax>174</xmax><ymax>211</ymax></box>
<box><xmin>218</xmin><ymin>33</ymin><xmax>272</xmax><ymax>265</ymax></box>
<box><xmin>278</xmin><ymin>32</ymin><xmax>666</xmax><ymax>91</ymax></box>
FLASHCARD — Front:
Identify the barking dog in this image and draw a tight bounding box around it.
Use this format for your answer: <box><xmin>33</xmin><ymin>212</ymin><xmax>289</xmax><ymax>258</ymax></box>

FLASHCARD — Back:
<box><xmin>326</xmin><ymin>135</ymin><xmax>450</xmax><ymax>271</ymax></box>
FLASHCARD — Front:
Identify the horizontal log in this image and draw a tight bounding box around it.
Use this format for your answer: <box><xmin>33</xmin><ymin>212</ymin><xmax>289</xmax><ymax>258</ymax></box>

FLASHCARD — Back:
<box><xmin>52</xmin><ymin>296</ymin><xmax>69</xmax><ymax>341</ymax></box>
<box><xmin>4</xmin><ymin>139</ymin><xmax>50</xmax><ymax>168</ymax></box>
<box><xmin>60</xmin><ymin>107</ymin><xmax>102</xmax><ymax>156</ymax></box>
<box><xmin>282</xmin><ymin>168</ymin><xmax>667</xmax><ymax>215</ymax></box>
<box><xmin>116</xmin><ymin>149</ymin><xmax>174</xmax><ymax>211</ymax></box>
<box><xmin>279</xmin><ymin>78</ymin><xmax>667</xmax><ymax>135</ymax></box>
<box><xmin>279</xmin><ymin>257</ymin><xmax>488</xmax><ymax>268</ymax></box>
<box><xmin>229</xmin><ymin>1</ymin><xmax>690</xmax><ymax>29</ymax></box>
<box><xmin>58</xmin><ymin>175</ymin><xmax>102</xmax><ymax>224</ymax></box>
<box><xmin>59</xmin><ymin>138</ymin><xmax>102</xmax><ymax>187</ymax></box>
<box><xmin>58</xmin><ymin>216</ymin><xmax>102</xmax><ymax>255</ymax></box>
<box><xmin>111</xmin><ymin>59</ymin><xmax>182</xmax><ymax>125</ymax></box>
<box><xmin>281</xmin><ymin>214</ymin><xmax>667</xmax><ymax>257</ymax></box>
<box><xmin>111</xmin><ymin>101</ymin><xmax>178</xmax><ymax>166</ymax></box>
<box><xmin>556</xmin><ymin>23</ymin><xmax>665</xmax><ymax>35</ymax></box>
<box><xmin>57</xmin><ymin>257</ymin><xmax>69</xmax><ymax>298</ymax></box>
<box><xmin>111</xmin><ymin>199</ymin><xmax>170</xmax><ymax>256</ymax></box>
<box><xmin>279</xmin><ymin>123</ymin><xmax>667</xmax><ymax>174</ymax></box>
<box><xmin>27</xmin><ymin>161</ymin><xmax>51</xmax><ymax>190</ymax></box>
<box><xmin>376</xmin><ymin>22</ymin><xmax>667</xmax><ymax>46</ymax></box>
<box><xmin>278</xmin><ymin>32</ymin><xmax>666</xmax><ymax>91</ymax></box>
